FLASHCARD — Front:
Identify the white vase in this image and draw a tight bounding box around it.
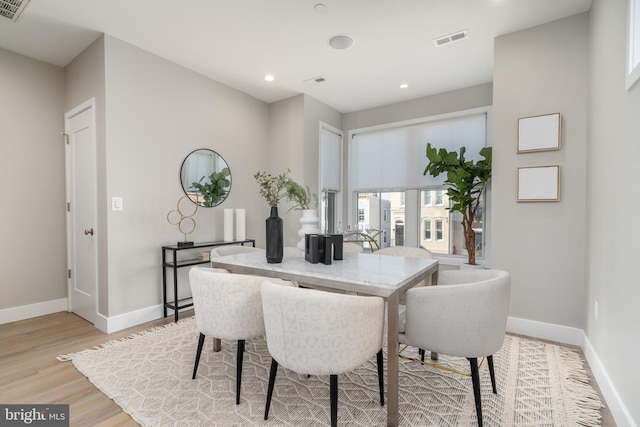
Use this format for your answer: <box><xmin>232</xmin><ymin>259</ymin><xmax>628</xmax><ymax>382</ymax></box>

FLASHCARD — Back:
<box><xmin>297</xmin><ymin>209</ymin><xmax>320</xmax><ymax>251</ymax></box>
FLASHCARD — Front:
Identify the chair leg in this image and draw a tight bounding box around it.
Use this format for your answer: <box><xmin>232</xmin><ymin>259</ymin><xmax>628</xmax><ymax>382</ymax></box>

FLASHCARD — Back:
<box><xmin>192</xmin><ymin>333</ymin><xmax>206</xmax><ymax>380</ymax></box>
<box><xmin>236</xmin><ymin>340</ymin><xmax>245</xmax><ymax>405</ymax></box>
<box><xmin>264</xmin><ymin>359</ymin><xmax>278</xmax><ymax>420</ymax></box>
<box><xmin>468</xmin><ymin>357</ymin><xmax>483</xmax><ymax>427</ymax></box>
<box><xmin>330</xmin><ymin>374</ymin><xmax>338</xmax><ymax>427</ymax></box>
<box><xmin>376</xmin><ymin>349</ymin><xmax>385</xmax><ymax>406</ymax></box>
<box><xmin>487</xmin><ymin>355</ymin><xmax>497</xmax><ymax>394</ymax></box>
<box><xmin>419</xmin><ymin>348</ymin><xmax>425</xmax><ymax>362</ymax></box>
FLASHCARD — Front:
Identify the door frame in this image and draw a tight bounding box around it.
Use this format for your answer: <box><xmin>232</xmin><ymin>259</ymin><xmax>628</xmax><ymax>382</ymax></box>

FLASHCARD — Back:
<box><xmin>64</xmin><ymin>97</ymin><xmax>99</xmax><ymax>325</ymax></box>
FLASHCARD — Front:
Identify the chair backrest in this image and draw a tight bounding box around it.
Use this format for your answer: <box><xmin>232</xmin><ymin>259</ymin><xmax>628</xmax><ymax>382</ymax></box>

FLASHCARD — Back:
<box><xmin>210</xmin><ymin>245</ymin><xmax>264</xmax><ymax>265</ymax></box>
<box><xmin>403</xmin><ymin>269</ymin><xmax>511</xmax><ymax>358</ymax></box>
<box><xmin>375</xmin><ymin>246</ymin><xmax>433</xmax><ymax>259</ymax></box>
<box><xmin>261</xmin><ymin>281</ymin><xmax>384</xmax><ymax>376</ymax></box>
<box><xmin>189</xmin><ymin>268</ymin><xmax>292</xmax><ymax>340</ymax></box>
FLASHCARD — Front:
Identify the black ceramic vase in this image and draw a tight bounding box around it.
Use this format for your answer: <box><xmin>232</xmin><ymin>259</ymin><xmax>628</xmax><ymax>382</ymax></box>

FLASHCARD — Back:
<box><xmin>265</xmin><ymin>206</ymin><xmax>283</xmax><ymax>263</ymax></box>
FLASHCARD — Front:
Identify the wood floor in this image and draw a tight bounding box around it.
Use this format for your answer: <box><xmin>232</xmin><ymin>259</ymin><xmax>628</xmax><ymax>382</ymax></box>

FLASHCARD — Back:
<box><xmin>0</xmin><ymin>311</ymin><xmax>616</xmax><ymax>427</ymax></box>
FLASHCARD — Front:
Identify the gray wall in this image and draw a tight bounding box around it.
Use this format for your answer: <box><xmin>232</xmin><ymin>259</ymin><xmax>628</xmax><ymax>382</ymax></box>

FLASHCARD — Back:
<box><xmin>492</xmin><ymin>14</ymin><xmax>589</xmax><ymax>329</ymax></box>
<box><xmin>64</xmin><ymin>36</ymin><xmax>108</xmax><ymax>315</ymax></box>
<box><xmin>100</xmin><ymin>36</ymin><xmax>271</xmax><ymax>316</ymax></box>
<box><xmin>588</xmin><ymin>0</ymin><xmax>640</xmax><ymax>422</ymax></box>
<box><xmin>0</xmin><ymin>48</ymin><xmax>66</xmax><ymax>309</ymax></box>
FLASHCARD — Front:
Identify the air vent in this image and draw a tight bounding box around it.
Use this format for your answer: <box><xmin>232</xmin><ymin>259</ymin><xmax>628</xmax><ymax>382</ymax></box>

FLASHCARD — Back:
<box><xmin>303</xmin><ymin>76</ymin><xmax>326</xmax><ymax>85</ymax></box>
<box><xmin>433</xmin><ymin>29</ymin><xmax>469</xmax><ymax>47</ymax></box>
<box><xmin>0</xmin><ymin>0</ymin><xmax>30</xmax><ymax>22</ymax></box>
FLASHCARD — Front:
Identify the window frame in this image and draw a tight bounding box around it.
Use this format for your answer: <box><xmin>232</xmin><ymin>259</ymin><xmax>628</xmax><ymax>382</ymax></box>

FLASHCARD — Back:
<box><xmin>347</xmin><ymin>106</ymin><xmax>491</xmax><ymax>265</ymax></box>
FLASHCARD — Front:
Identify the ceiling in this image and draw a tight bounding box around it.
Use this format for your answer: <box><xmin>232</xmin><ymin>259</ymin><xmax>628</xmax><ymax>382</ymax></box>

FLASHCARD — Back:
<box><xmin>0</xmin><ymin>0</ymin><xmax>592</xmax><ymax>113</ymax></box>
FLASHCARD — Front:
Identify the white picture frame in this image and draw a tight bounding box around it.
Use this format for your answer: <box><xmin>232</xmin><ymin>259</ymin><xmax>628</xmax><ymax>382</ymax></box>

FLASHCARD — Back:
<box><xmin>517</xmin><ymin>165</ymin><xmax>560</xmax><ymax>202</ymax></box>
<box><xmin>517</xmin><ymin>113</ymin><xmax>561</xmax><ymax>153</ymax></box>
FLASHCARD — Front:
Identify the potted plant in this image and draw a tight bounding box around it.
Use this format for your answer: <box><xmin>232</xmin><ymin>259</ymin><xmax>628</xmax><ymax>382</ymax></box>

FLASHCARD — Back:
<box><xmin>189</xmin><ymin>167</ymin><xmax>231</xmax><ymax>207</ymax></box>
<box><xmin>424</xmin><ymin>143</ymin><xmax>492</xmax><ymax>266</ymax></box>
<box><xmin>285</xmin><ymin>180</ymin><xmax>318</xmax><ymax>211</ymax></box>
<box><xmin>285</xmin><ymin>178</ymin><xmax>319</xmax><ymax>251</ymax></box>
<box><xmin>254</xmin><ymin>170</ymin><xmax>290</xmax><ymax>263</ymax></box>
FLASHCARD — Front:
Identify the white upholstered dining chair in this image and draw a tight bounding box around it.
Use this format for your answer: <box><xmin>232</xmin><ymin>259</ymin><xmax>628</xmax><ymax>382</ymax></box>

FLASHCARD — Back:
<box><xmin>209</xmin><ymin>245</ymin><xmax>263</xmax><ymax>265</ymax></box>
<box><xmin>188</xmin><ymin>268</ymin><xmax>293</xmax><ymax>404</ymax></box>
<box><xmin>375</xmin><ymin>245</ymin><xmax>433</xmax><ymax>258</ymax></box>
<box><xmin>260</xmin><ymin>281</ymin><xmax>386</xmax><ymax>427</ymax></box>
<box><xmin>399</xmin><ymin>269</ymin><xmax>511</xmax><ymax>427</ymax></box>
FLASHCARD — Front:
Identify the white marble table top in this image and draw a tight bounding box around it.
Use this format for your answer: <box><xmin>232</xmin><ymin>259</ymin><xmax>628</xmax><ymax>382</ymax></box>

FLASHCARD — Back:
<box><xmin>212</xmin><ymin>250</ymin><xmax>438</xmax><ymax>297</ymax></box>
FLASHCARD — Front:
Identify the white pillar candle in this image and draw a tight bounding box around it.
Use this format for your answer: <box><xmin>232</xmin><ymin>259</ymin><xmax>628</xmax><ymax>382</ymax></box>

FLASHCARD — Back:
<box><xmin>224</xmin><ymin>208</ymin><xmax>234</xmax><ymax>241</ymax></box>
<box><xmin>236</xmin><ymin>208</ymin><xmax>246</xmax><ymax>241</ymax></box>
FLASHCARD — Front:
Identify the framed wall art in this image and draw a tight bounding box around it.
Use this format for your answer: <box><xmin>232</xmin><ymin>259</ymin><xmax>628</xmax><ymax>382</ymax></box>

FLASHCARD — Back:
<box><xmin>517</xmin><ymin>112</ymin><xmax>561</xmax><ymax>153</ymax></box>
<box><xmin>517</xmin><ymin>165</ymin><xmax>560</xmax><ymax>202</ymax></box>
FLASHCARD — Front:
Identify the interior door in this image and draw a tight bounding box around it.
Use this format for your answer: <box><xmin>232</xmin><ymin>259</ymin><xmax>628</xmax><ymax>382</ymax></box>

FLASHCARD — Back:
<box><xmin>65</xmin><ymin>98</ymin><xmax>98</xmax><ymax>325</ymax></box>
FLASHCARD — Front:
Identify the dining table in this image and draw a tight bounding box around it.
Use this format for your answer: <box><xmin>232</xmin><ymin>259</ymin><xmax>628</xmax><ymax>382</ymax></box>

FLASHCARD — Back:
<box><xmin>212</xmin><ymin>249</ymin><xmax>439</xmax><ymax>427</ymax></box>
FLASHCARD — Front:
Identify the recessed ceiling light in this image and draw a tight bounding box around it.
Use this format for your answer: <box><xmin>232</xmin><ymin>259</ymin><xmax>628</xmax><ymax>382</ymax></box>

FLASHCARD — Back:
<box><xmin>264</xmin><ymin>74</ymin><xmax>274</xmax><ymax>82</ymax></box>
<box><xmin>314</xmin><ymin>3</ymin><xmax>326</xmax><ymax>13</ymax></box>
<box><xmin>400</xmin><ymin>84</ymin><xmax>409</xmax><ymax>89</ymax></box>
<box><xmin>329</xmin><ymin>34</ymin><xmax>354</xmax><ymax>50</ymax></box>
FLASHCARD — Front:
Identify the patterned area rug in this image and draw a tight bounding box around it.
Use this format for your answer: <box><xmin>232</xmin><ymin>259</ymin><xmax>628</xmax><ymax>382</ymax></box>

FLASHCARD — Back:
<box><xmin>58</xmin><ymin>317</ymin><xmax>603</xmax><ymax>426</ymax></box>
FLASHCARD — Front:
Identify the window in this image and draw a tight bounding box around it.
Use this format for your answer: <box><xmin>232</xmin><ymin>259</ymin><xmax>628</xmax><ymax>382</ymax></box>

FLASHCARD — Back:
<box><xmin>356</xmin><ymin>191</ymin><xmax>404</xmax><ymax>248</ymax></box>
<box><xmin>423</xmin><ymin>219</ymin><xmax>432</xmax><ymax>241</ymax></box>
<box><xmin>321</xmin><ymin>191</ymin><xmax>336</xmax><ymax>233</ymax></box>
<box><xmin>350</xmin><ymin>109</ymin><xmax>488</xmax><ymax>260</ymax></box>
<box><xmin>320</xmin><ymin>123</ymin><xmax>342</xmax><ymax>234</ymax></box>
<box><xmin>435</xmin><ymin>190</ymin><xmax>444</xmax><ymax>206</ymax></box>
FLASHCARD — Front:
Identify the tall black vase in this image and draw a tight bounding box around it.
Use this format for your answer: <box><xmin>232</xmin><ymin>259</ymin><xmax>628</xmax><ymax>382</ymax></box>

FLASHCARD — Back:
<box><xmin>265</xmin><ymin>206</ymin><xmax>283</xmax><ymax>263</ymax></box>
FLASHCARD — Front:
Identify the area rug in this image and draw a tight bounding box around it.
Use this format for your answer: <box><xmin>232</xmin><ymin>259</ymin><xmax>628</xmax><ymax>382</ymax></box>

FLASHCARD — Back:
<box><xmin>58</xmin><ymin>317</ymin><xmax>603</xmax><ymax>426</ymax></box>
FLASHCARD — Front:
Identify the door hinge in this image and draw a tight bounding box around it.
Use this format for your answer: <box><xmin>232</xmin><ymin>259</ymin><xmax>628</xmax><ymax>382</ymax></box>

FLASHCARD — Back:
<box><xmin>67</xmin><ymin>202</ymin><xmax>71</xmax><ymax>212</ymax></box>
<box><xmin>67</xmin><ymin>269</ymin><xmax>72</xmax><ymax>279</ymax></box>
<box><xmin>61</xmin><ymin>132</ymin><xmax>69</xmax><ymax>144</ymax></box>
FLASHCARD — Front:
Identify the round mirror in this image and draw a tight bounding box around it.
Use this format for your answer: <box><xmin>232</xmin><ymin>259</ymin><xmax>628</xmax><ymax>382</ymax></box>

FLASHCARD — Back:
<box><xmin>180</xmin><ymin>149</ymin><xmax>232</xmax><ymax>207</ymax></box>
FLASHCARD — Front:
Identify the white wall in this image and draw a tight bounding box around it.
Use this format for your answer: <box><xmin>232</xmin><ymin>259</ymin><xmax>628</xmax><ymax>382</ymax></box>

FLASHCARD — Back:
<box><xmin>587</xmin><ymin>1</ymin><xmax>640</xmax><ymax>424</ymax></box>
<box><xmin>0</xmin><ymin>48</ymin><xmax>66</xmax><ymax>311</ymax></box>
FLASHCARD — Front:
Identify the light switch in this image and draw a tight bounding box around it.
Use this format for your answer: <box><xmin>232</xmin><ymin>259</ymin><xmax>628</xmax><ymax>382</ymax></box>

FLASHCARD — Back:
<box><xmin>112</xmin><ymin>197</ymin><xmax>123</xmax><ymax>211</ymax></box>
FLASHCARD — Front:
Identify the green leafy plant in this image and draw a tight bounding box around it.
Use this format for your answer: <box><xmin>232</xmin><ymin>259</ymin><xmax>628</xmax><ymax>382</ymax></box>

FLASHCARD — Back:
<box><xmin>189</xmin><ymin>167</ymin><xmax>231</xmax><ymax>207</ymax></box>
<box><xmin>254</xmin><ymin>170</ymin><xmax>291</xmax><ymax>207</ymax></box>
<box><xmin>424</xmin><ymin>143</ymin><xmax>492</xmax><ymax>265</ymax></box>
<box><xmin>285</xmin><ymin>179</ymin><xmax>318</xmax><ymax>211</ymax></box>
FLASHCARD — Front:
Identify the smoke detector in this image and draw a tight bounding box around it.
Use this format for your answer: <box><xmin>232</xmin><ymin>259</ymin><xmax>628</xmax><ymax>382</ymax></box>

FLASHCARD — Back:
<box><xmin>433</xmin><ymin>29</ymin><xmax>469</xmax><ymax>47</ymax></box>
<box><xmin>0</xmin><ymin>0</ymin><xmax>30</xmax><ymax>22</ymax></box>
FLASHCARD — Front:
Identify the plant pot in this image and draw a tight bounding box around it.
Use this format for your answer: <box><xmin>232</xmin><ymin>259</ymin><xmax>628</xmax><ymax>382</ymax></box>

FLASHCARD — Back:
<box><xmin>297</xmin><ymin>209</ymin><xmax>320</xmax><ymax>251</ymax></box>
<box><xmin>460</xmin><ymin>261</ymin><xmax>486</xmax><ymax>270</ymax></box>
<box><xmin>265</xmin><ymin>206</ymin><xmax>283</xmax><ymax>263</ymax></box>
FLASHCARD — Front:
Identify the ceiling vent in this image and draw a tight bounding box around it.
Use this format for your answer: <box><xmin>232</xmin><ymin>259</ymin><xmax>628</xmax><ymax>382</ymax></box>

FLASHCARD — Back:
<box><xmin>303</xmin><ymin>76</ymin><xmax>326</xmax><ymax>85</ymax></box>
<box><xmin>0</xmin><ymin>0</ymin><xmax>30</xmax><ymax>22</ymax></box>
<box><xmin>433</xmin><ymin>29</ymin><xmax>469</xmax><ymax>47</ymax></box>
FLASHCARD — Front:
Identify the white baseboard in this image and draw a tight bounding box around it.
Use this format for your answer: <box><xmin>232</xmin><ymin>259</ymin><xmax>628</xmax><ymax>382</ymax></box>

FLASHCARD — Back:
<box><xmin>0</xmin><ymin>298</ymin><xmax>68</xmax><ymax>325</ymax></box>
<box><xmin>506</xmin><ymin>315</ymin><xmax>585</xmax><ymax>347</ymax></box>
<box><xmin>583</xmin><ymin>337</ymin><xmax>637</xmax><ymax>427</ymax></box>
<box><xmin>508</xmin><ymin>316</ymin><xmax>637</xmax><ymax>427</ymax></box>
<box><xmin>103</xmin><ymin>304</ymin><xmax>165</xmax><ymax>334</ymax></box>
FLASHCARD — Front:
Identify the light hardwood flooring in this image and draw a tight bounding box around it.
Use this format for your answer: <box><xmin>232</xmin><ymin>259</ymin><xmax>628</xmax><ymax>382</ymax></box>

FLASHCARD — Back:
<box><xmin>0</xmin><ymin>311</ymin><xmax>616</xmax><ymax>426</ymax></box>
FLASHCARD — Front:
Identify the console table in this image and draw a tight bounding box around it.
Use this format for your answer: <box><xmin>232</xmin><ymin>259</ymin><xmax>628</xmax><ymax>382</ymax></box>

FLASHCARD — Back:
<box><xmin>162</xmin><ymin>239</ymin><xmax>255</xmax><ymax>321</ymax></box>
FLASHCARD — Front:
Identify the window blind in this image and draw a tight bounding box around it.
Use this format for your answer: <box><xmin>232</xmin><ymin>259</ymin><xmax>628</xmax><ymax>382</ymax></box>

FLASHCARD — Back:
<box><xmin>351</xmin><ymin>113</ymin><xmax>487</xmax><ymax>190</ymax></box>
